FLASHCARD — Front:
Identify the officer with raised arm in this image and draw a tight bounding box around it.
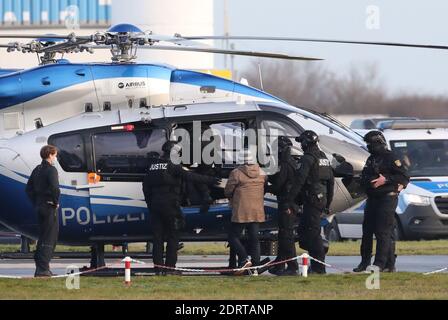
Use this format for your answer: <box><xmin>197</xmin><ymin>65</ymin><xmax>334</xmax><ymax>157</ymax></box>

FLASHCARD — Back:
<box><xmin>143</xmin><ymin>141</ymin><xmax>220</xmax><ymax>275</ymax></box>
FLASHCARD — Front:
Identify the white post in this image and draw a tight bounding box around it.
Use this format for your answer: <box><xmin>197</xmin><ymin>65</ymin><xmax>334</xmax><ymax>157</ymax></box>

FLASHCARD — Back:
<box><xmin>124</xmin><ymin>256</ymin><xmax>131</xmax><ymax>286</ymax></box>
<box><xmin>301</xmin><ymin>254</ymin><xmax>309</xmax><ymax>278</ymax></box>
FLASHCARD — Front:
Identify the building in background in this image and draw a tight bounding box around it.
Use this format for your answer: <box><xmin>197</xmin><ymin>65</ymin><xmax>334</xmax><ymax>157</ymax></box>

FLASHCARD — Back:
<box><xmin>111</xmin><ymin>0</ymin><xmax>215</xmax><ymax>70</ymax></box>
<box><xmin>0</xmin><ymin>0</ymin><xmax>113</xmax><ymax>68</ymax></box>
<box><xmin>0</xmin><ymin>0</ymin><xmax>111</xmax><ymax>27</ymax></box>
<box><xmin>0</xmin><ymin>1</ymin><xmax>232</xmax><ymax>77</ymax></box>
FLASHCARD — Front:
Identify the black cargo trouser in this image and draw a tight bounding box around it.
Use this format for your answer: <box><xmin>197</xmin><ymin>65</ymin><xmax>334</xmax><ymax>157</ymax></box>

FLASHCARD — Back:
<box><xmin>149</xmin><ymin>196</ymin><xmax>183</xmax><ymax>271</ymax></box>
<box><xmin>361</xmin><ymin>195</ymin><xmax>398</xmax><ymax>269</ymax></box>
<box><xmin>228</xmin><ymin>222</ymin><xmax>260</xmax><ymax>266</ymax></box>
<box><xmin>298</xmin><ymin>203</ymin><xmax>326</xmax><ymax>273</ymax></box>
<box><xmin>34</xmin><ymin>203</ymin><xmax>59</xmax><ymax>274</ymax></box>
<box><xmin>368</xmin><ymin>194</ymin><xmax>398</xmax><ymax>269</ymax></box>
<box><xmin>276</xmin><ymin>203</ymin><xmax>298</xmax><ymax>271</ymax></box>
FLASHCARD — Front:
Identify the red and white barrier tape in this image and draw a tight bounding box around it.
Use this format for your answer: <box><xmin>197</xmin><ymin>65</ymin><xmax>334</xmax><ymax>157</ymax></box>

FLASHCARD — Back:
<box><xmin>138</xmin><ymin>253</ymin><xmax>318</xmax><ymax>276</ymax></box>
<box><xmin>0</xmin><ymin>260</ymin><xmax>123</xmax><ymax>280</ymax></box>
<box><xmin>423</xmin><ymin>267</ymin><xmax>447</xmax><ymax>275</ymax></box>
<box><xmin>2</xmin><ymin>254</ymin><xmax>444</xmax><ymax>280</ymax></box>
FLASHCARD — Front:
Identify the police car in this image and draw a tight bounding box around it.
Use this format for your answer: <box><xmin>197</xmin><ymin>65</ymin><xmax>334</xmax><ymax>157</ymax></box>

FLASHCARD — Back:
<box><xmin>329</xmin><ymin>120</ymin><xmax>448</xmax><ymax>241</ymax></box>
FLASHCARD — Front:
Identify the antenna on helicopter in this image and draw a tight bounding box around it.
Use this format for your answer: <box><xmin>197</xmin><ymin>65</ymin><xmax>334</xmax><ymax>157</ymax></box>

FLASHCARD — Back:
<box><xmin>257</xmin><ymin>61</ymin><xmax>264</xmax><ymax>91</ymax></box>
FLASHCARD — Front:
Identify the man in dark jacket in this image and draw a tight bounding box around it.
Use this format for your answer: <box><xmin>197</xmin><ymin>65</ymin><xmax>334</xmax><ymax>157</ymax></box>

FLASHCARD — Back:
<box><xmin>142</xmin><ymin>141</ymin><xmax>220</xmax><ymax>275</ymax></box>
<box><xmin>354</xmin><ymin>131</ymin><xmax>409</xmax><ymax>272</ymax></box>
<box><xmin>290</xmin><ymin>131</ymin><xmax>334</xmax><ymax>274</ymax></box>
<box><xmin>268</xmin><ymin>136</ymin><xmax>300</xmax><ymax>276</ymax></box>
<box><xmin>26</xmin><ymin>145</ymin><xmax>60</xmax><ymax>277</ymax></box>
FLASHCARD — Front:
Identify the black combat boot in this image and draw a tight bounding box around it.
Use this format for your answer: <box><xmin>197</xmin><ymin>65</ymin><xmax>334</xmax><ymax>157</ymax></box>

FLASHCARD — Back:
<box><xmin>353</xmin><ymin>259</ymin><xmax>371</xmax><ymax>272</ymax></box>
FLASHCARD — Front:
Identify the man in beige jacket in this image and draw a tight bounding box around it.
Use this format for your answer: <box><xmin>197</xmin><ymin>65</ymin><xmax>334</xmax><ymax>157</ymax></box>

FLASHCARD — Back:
<box><xmin>224</xmin><ymin>149</ymin><xmax>267</xmax><ymax>274</ymax></box>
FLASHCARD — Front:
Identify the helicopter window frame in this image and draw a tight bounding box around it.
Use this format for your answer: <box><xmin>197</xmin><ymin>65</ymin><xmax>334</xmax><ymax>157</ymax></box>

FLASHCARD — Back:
<box><xmin>256</xmin><ymin>113</ymin><xmax>305</xmax><ymax>160</ymax></box>
<box><xmin>166</xmin><ymin>114</ymin><xmax>257</xmax><ymax>170</ymax></box>
<box><xmin>91</xmin><ymin>127</ymin><xmax>168</xmax><ymax>179</ymax></box>
<box><xmin>48</xmin><ymin>133</ymin><xmax>88</xmax><ymax>173</ymax></box>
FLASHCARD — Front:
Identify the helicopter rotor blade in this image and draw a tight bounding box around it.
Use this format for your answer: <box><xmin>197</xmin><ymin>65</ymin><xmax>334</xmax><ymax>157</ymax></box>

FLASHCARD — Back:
<box><xmin>0</xmin><ymin>34</ymin><xmax>92</xmax><ymax>41</ymax></box>
<box><xmin>180</xmin><ymin>36</ymin><xmax>448</xmax><ymax>50</ymax></box>
<box><xmin>0</xmin><ymin>43</ymin><xmax>30</xmax><ymax>52</ymax></box>
<box><xmin>89</xmin><ymin>44</ymin><xmax>322</xmax><ymax>61</ymax></box>
<box><xmin>143</xmin><ymin>45</ymin><xmax>322</xmax><ymax>60</ymax></box>
<box><xmin>134</xmin><ymin>34</ymin><xmax>209</xmax><ymax>47</ymax></box>
<box><xmin>2</xmin><ymin>33</ymin><xmax>448</xmax><ymax>50</ymax></box>
<box><xmin>0</xmin><ymin>34</ymin><xmax>70</xmax><ymax>39</ymax></box>
<box><xmin>40</xmin><ymin>38</ymin><xmax>93</xmax><ymax>53</ymax></box>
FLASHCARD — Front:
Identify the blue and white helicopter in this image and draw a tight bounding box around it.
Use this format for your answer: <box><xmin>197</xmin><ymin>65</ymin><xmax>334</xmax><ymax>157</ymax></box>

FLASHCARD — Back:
<box><xmin>0</xmin><ymin>23</ymin><xmax>402</xmax><ymax>266</ymax></box>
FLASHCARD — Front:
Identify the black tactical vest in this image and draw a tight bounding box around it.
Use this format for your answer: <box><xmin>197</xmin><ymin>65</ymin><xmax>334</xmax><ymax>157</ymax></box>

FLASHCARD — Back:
<box><xmin>304</xmin><ymin>150</ymin><xmax>333</xmax><ymax>205</ymax></box>
<box><xmin>144</xmin><ymin>157</ymin><xmax>181</xmax><ymax>194</ymax></box>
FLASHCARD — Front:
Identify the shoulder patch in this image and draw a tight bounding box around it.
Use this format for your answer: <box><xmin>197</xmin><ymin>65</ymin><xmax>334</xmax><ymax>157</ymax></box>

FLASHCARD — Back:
<box><xmin>394</xmin><ymin>160</ymin><xmax>402</xmax><ymax>167</ymax></box>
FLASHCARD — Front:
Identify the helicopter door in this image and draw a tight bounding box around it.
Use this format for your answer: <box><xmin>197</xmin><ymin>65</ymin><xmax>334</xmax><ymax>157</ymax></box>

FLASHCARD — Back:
<box><xmin>170</xmin><ymin>119</ymin><xmax>250</xmax><ymax>237</ymax></box>
<box><xmin>21</xmin><ymin>65</ymin><xmax>99</xmax><ymax>132</ymax></box>
<box><xmin>89</xmin><ymin>127</ymin><xmax>167</xmax><ymax>239</ymax></box>
<box><xmin>48</xmin><ymin>132</ymin><xmax>94</xmax><ymax>240</ymax></box>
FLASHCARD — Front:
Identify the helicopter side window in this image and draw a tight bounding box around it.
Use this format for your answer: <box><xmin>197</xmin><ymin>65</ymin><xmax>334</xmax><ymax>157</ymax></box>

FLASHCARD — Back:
<box><xmin>209</xmin><ymin>122</ymin><xmax>246</xmax><ymax>167</ymax></box>
<box><xmin>49</xmin><ymin>134</ymin><xmax>87</xmax><ymax>173</ymax></box>
<box><xmin>93</xmin><ymin>129</ymin><xmax>166</xmax><ymax>175</ymax></box>
<box><xmin>260</xmin><ymin>119</ymin><xmax>303</xmax><ymax>156</ymax></box>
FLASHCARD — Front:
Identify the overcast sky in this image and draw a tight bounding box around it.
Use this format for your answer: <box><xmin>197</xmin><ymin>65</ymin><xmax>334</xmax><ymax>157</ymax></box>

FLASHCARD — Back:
<box><xmin>213</xmin><ymin>0</ymin><xmax>448</xmax><ymax>97</ymax></box>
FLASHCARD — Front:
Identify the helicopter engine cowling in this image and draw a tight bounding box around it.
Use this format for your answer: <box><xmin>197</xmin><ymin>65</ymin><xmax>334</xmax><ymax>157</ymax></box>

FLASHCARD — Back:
<box><xmin>0</xmin><ymin>63</ymin><xmax>283</xmax><ymax>140</ymax></box>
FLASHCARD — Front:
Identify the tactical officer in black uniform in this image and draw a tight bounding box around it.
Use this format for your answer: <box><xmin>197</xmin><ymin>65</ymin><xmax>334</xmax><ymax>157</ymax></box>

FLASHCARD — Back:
<box><xmin>26</xmin><ymin>145</ymin><xmax>60</xmax><ymax>277</ymax></box>
<box><xmin>354</xmin><ymin>131</ymin><xmax>409</xmax><ymax>272</ymax></box>
<box><xmin>142</xmin><ymin>141</ymin><xmax>220</xmax><ymax>275</ymax></box>
<box><xmin>290</xmin><ymin>131</ymin><xmax>334</xmax><ymax>274</ymax></box>
<box><xmin>268</xmin><ymin>136</ymin><xmax>300</xmax><ymax>276</ymax></box>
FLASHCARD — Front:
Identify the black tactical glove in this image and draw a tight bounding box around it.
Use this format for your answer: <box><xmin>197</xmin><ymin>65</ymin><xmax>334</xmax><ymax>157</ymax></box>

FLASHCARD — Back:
<box><xmin>333</xmin><ymin>153</ymin><xmax>346</xmax><ymax>163</ymax></box>
<box><xmin>209</xmin><ymin>177</ymin><xmax>222</xmax><ymax>187</ymax></box>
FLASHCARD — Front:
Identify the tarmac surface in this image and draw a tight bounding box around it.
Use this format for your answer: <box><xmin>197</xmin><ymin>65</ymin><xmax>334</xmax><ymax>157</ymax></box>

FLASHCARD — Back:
<box><xmin>0</xmin><ymin>255</ymin><xmax>447</xmax><ymax>277</ymax></box>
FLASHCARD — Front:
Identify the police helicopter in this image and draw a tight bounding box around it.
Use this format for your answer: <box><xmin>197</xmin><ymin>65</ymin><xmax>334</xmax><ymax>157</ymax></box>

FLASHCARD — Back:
<box><xmin>0</xmin><ymin>23</ymin><xmax>383</xmax><ymax>267</ymax></box>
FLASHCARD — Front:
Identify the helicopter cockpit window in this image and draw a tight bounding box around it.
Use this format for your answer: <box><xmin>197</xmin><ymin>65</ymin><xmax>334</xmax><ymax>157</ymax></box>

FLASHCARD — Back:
<box><xmin>50</xmin><ymin>134</ymin><xmax>87</xmax><ymax>173</ymax></box>
<box><xmin>260</xmin><ymin>119</ymin><xmax>303</xmax><ymax>156</ymax></box>
<box><xmin>93</xmin><ymin>129</ymin><xmax>167</xmax><ymax>175</ymax></box>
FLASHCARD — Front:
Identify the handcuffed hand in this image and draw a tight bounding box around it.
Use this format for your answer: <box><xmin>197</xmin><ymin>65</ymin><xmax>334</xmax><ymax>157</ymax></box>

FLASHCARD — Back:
<box><xmin>286</xmin><ymin>204</ymin><xmax>300</xmax><ymax>215</ymax></box>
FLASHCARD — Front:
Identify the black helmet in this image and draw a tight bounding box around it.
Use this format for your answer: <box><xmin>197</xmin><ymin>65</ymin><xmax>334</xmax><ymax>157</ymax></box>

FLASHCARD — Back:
<box><xmin>364</xmin><ymin>131</ymin><xmax>387</xmax><ymax>154</ymax></box>
<box><xmin>296</xmin><ymin>130</ymin><xmax>319</xmax><ymax>149</ymax></box>
<box><xmin>277</xmin><ymin>136</ymin><xmax>292</xmax><ymax>152</ymax></box>
<box><xmin>364</xmin><ymin>130</ymin><xmax>387</xmax><ymax>145</ymax></box>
